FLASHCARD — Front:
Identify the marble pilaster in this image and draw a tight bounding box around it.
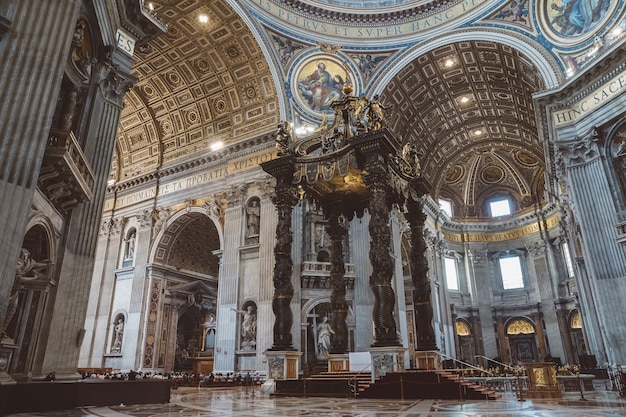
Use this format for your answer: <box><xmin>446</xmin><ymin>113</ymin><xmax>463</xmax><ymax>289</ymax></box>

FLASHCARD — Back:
<box><xmin>560</xmin><ymin>133</ymin><xmax>626</xmax><ymax>364</ymax></box>
<box><xmin>39</xmin><ymin>58</ymin><xmax>136</xmax><ymax>379</ymax></box>
<box><xmin>79</xmin><ymin>216</ymin><xmax>124</xmax><ymax>368</ymax></box>
<box><xmin>214</xmin><ymin>186</ymin><xmax>245</xmax><ymax>372</ymax></box>
<box><xmin>0</xmin><ymin>0</ymin><xmax>81</xmax><ymax>357</ymax></box>
<box><xmin>468</xmin><ymin>248</ymin><xmax>497</xmax><ymax>359</ymax></box>
<box><xmin>389</xmin><ymin>211</ymin><xmax>410</xmax><ymax>365</ymax></box>
<box><xmin>256</xmin><ymin>184</ymin><xmax>278</xmax><ymax>368</ymax></box>
<box><xmin>350</xmin><ymin>213</ymin><xmax>374</xmax><ymax>351</ymax></box>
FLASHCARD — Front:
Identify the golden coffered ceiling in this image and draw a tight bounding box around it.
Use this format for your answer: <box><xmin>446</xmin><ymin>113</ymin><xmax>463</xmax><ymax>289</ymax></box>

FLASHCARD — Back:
<box><xmin>112</xmin><ymin>0</ymin><xmax>280</xmax><ymax>180</ymax></box>
<box><xmin>113</xmin><ymin>1</ymin><xmax>549</xmax><ymax>219</ymax></box>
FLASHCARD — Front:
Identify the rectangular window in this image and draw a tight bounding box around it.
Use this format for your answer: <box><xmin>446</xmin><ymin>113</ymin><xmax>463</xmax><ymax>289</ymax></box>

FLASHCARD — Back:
<box><xmin>490</xmin><ymin>198</ymin><xmax>511</xmax><ymax>217</ymax></box>
<box><xmin>499</xmin><ymin>255</ymin><xmax>524</xmax><ymax>289</ymax></box>
<box><xmin>563</xmin><ymin>242</ymin><xmax>575</xmax><ymax>278</ymax></box>
<box><xmin>439</xmin><ymin>199</ymin><xmax>453</xmax><ymax>217</ymax></box>
<box><xmin>444</xmin><ymin>257</ymin><xmax>459</xmax><ymax>290</ymax></box>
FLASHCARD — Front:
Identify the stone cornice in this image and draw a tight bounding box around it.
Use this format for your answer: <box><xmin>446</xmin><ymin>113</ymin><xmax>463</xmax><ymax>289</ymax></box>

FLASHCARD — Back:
<box><xmin>278</xmin><ymin>0</ymin><xmax>455</xmax><ymax>25</ymax></box>
<box><xmin>109</xmin><ymin>132</ymin><xmax>274</xmax><ymax>193</ymax></box>
<box><xmin>424</xmin><ymin>197</ymin><xmax>560</xmax><ymax>235</ymax></box>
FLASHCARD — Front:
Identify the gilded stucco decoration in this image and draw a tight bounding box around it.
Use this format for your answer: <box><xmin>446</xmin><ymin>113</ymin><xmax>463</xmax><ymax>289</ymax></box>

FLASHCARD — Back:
<box><xmin>506</xmin><ymin>318</ymin><xmax>536</xmax><ymax>335</ymax></box>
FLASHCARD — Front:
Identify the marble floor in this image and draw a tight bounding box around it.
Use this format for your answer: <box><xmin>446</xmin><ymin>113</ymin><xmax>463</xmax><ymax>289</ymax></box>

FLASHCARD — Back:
<box><xmin>7</xmin><ymin>382</ymin><xmax>626</xmax><ymax>417</ymax></box>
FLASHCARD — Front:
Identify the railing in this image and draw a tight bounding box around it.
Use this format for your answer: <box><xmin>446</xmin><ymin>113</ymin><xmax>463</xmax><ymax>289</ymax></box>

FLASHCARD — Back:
<box><xmin>433</xmin><ymin>351</ymin><xmax>495</xmax><ymax>377</ymax></box>
<box><xmin>474</xmin><ymin>355</ymin><xmax>514</xmax><ymax>372</ymax></box>
<box><xmin>348</xmin><ymin>363</ymin><xmax>373</xmax><ymax>398</ymax></box>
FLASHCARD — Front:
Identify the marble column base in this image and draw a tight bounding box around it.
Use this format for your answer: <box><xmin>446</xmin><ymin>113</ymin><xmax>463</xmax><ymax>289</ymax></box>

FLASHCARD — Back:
<box><xmin>264</xmin><ymin>350</ymin><xmax>302</xmax><ymax>380</ymax></box>
<box><xmin>0</xmin><ymin>340</ymin><xmax>17</xmax><ymax>385</ymax></box>
<box><xmin>327</xmin><ymin>353</ymin><xmax>349</xmax><ymax>372</ymax></box>
<box><xmin>412</xmin><ymin>350</ymin><xmax>441</xmax><ymax>370</ymax></box>
<box><xmin>368</xmin><ymin>346</ymin><xmax>406</xmax><ymax>379</ymax></box>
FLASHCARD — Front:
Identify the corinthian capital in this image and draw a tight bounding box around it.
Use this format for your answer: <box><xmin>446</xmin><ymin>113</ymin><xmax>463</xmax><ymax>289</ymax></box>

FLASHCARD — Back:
<box><xmin>556</xmin><ymin>127</ymin><xmax>601</xmax><ymax>167</ymax></box>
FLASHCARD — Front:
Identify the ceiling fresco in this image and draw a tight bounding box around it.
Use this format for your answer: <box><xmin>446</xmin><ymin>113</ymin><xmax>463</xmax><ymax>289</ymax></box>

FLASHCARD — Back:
<box><xmin>111</xmin><ymin>0</ymin><xmax>625</xmax><ymax>218</ymax></box>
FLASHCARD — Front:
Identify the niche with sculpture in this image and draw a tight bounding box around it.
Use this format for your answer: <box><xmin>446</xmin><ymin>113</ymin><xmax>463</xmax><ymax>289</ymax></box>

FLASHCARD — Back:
<box><xmin>234</xmin><ymin>301</ymin><xmax>257</xmax><ymax>351</ymax></box>
<box><xmin>121</xmin><ymin>228</ymin><xmax>136</xmax><ymax>267</ymax></box>
<box><xmin>1</xmin><ymin>225</ymin><xmax>52</xmax><ymax>374</ymax></box>
<box><xmin>110</xmin><ymin>313</ymin><xmax>125</xmax><ymax>354</ymax></box>
<box><xmin>245</xmin><ymin>197</ymin><xmax>261</xmax><ymax>243</ymax></box>
<box><xmin>306</xmin><ymin>302</ymin><xmax>334</xmax><ymax>363</ymax></box>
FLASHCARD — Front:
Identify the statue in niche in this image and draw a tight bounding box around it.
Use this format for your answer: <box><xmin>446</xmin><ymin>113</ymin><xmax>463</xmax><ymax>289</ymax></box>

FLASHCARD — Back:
<box><xmin>1</xmin><ymin>249</ymin><xmax>48</xmax><ymax>340</ymax></box>
<box><xmin>203</xmin><ymin>311</ymin><xmax>217</xmax><ymax>351</ymax></box>
<box><xmin>246</xmin><ymin>200</ymin><xmax>260</xmax><ymax>237</ymax></box>
<box><xmin>232</xmin><ymin>305</ymin><xmax>257</xmax><ymax>350</ymax></box>
<box><xmin>316</xmin><ymin>315</ymin><xmax>334</xmax><ymax>360</ymax></box>
<box><xmin>111</xmin><ymin>316</ymin><xmax>124</xmax><ymax>353</ymax></box>
<box><xmin>124</xmin><ymin>231</ymin><xmax>136</xmax><ymax>260</ymax></box>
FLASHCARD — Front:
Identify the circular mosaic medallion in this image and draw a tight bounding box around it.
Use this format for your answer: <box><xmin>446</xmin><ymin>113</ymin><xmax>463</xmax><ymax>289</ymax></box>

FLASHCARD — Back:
<box><xmin>516</xmin><ymin>150</ymin><xmax>538</xmax><ymax>167</ymax></box>
<box><xmin>291</xmin><ymin>54</ymin><xmax>357</xmax><ymax>117</ymax></box>
<box><xmin>481</xmin><ymin>165</ymin><xmax>505</xmax><ymax>183</ymax></box>
<box><xmin>540</xmin><ymin>0</ymin><xmax>616</xmax><ymax>44</ymax></box>
<box><xmin>444</xmin><ymin>165</ymin><xmax>464</xmax><ymax>184</ymax></box>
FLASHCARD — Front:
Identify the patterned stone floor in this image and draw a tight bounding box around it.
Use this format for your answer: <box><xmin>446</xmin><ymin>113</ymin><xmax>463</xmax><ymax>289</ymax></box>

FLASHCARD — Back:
<box><xmin>7</xmin><ymin>382</ymin><xmax>626</xmax><ymax>417</ymax></box>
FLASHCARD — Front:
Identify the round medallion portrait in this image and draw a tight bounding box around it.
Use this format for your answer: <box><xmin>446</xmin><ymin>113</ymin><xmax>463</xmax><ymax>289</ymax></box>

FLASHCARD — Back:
<box><xmin>540</xmin><ymin>0</ymin><xmax>615</xmax><ymax>43</ymax></box>
<box><xmin>292</xmin><ymin>54</ymin><xmax>358</xmax><ymax>117</ymax></box>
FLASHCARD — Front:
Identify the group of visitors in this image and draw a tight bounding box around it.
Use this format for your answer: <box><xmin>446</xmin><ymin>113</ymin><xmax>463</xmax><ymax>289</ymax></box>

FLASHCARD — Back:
<box><xmin>77</xmin><ymin>369</ymin><xmax>264</xmax><ymax>388</ymax></box>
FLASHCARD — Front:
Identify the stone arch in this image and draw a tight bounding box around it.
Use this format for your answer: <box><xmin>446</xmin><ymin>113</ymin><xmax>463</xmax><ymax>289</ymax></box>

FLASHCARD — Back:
<box><xmin>369</xmin><ymin>28</ymin><xmax>561</xmax><ymax>97</ymax></box>
<box><xmin>8</xmin><ymin>220</ymin><xmax>55</xmax><ymax>374</ymax></box>
<box><xmin>149</xmin><ymin>207</ymin><xmax>223</xmax><ymax>274</ymax></box>
<box><xmin>147</xmin><ymin>208</ymin><xmax>221</xmax><ymax>372</ymax></box>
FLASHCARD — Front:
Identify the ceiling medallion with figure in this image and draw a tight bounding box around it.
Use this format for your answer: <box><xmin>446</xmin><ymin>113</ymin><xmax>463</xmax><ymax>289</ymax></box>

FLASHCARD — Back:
<box><xmin>292</xmin><ymin>54</ymin><xmax>358</xmax><ymax>118</ymax></box>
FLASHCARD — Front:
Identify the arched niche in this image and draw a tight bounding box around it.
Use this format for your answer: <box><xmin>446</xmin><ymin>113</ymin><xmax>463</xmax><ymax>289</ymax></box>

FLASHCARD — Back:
<box><xmin>506</xmin><ymin>317</ymin><xmax>538</xmax><ymax>363</ymax></box>
<box><xmin>455</xmin><ymin>319</ymin><xmax>475</xmax><ymax>365</ymax></box>
<box><xmin>8</xmin><ymin>223</ymin><xmax>53</xmax><ymax>375</ymax></box>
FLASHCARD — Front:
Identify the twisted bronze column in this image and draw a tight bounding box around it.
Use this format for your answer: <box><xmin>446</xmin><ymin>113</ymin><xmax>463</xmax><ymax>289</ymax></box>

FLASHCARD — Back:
<box><xmin>270</xmin><ymin>180</ymin><xmax>297</xmax><ymax>350</ymax></box>
<box><xmin>327</xmin><ymin>215</ymin><xmax>348</xmax><ymax>353</ymax></box>
<box><xmin>363</xmin><ymin>159</ymin><xmax>399</xmax><ymax>347</ymax></box>
<box><xmin>406</xmin><ymin>197</ymin><xmax>437</xmax><ymax>350</ymax></box>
